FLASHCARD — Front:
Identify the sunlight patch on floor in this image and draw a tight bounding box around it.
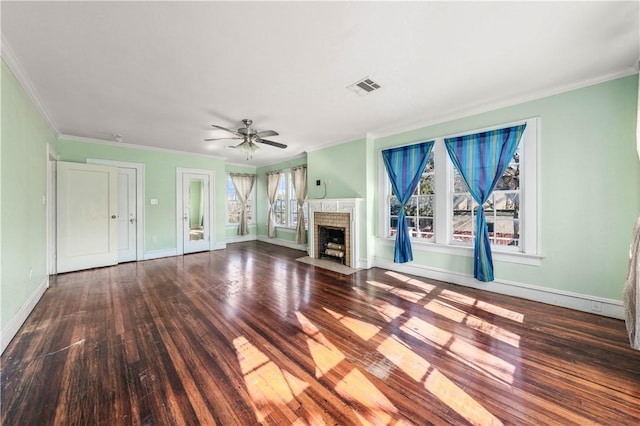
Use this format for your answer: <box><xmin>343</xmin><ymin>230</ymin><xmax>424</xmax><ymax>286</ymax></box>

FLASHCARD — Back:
<box><xmin>402</xmin><ymin>316</ymin><xmax>516</xmax><ymax>385</ymax></box>
<box><xmin>334</xmin><ymin>368</ymin><xmax>398</xmax><ymax>424</ymax></box>
<box><xmin>233</xmin><ymin>336</ymin><xmax>309</xmax><ymax>424</ymax></box>
<box><xmin>371</xmin><ymin>300</ymin><xmax>406</xmax><ymax>322</ymax></box>
<box><xmin>295</xmin><ymin>311</ymin><xmax>345</xmax><ymax>378</ymax></box>
<box><xmin>323</xmin><ymin>308</ymin><xmax>381</xmax><ymax>341</ymax></box>
<box><xmin>425</xmin><ymin>299</ymin><xmax>521</xmax><ymax>347</ymax></box>
<box><xmin>425</xmin><ymin>368</ymin><xmax>504</xmax><ymax>426</ymax></box>
<box><xmin>384</xmin><ymin>271</ymin><xmax>437</xmax><ymax>293</ymax></box>
<box><xmin>366</xmin><ymin>279</ymin><xmax>427</xmax><ymax>303</ymax></box>
<box><xmin>439</xmin><ymin>289</ymin><xmax>524</xmax><ymax>323</ymax></box>
<box><xmin>377</xmin><ymin>335</ymin><xmax>503</xmax><ymax>426</ymax></box>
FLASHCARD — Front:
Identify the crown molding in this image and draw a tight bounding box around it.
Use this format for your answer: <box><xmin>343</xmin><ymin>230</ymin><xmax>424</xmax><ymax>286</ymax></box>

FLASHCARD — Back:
<box><xmin>371</xmin><ymin>67</ymin><xmax>638</xmax><ymax>141</ymax></box>
<box><xmin>1</xmin><ymin>34</ymin><xmax>59</xmax><ymax>136</ymax></box>
<box><xmin>225</xmin><ymin>161</ymin><xmax>258</xmax><ymax>170</ymax></box>
<box><xmin>58</xmin><ymin>134</ymin><xmax>227</xmax><ymax>161</ymax></box>
<box><xmin>253</xmin><ymin>151</ymin><xmax>308</xmax><ymax>169</ymax></box>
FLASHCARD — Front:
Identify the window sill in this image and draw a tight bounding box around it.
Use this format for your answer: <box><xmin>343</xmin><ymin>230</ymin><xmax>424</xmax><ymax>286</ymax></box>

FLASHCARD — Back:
<box><xmin>377</xmin><ymin>237</ymin><xmax>543</xmax><ymax>266</ymax></box>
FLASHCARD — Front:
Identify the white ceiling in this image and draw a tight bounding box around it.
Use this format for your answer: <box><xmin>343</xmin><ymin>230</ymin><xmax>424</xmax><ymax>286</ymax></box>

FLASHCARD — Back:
<box><xmin>2</xmin><ymin>1</ymin><xmax>639</xmax><ymax>167</ymax></box>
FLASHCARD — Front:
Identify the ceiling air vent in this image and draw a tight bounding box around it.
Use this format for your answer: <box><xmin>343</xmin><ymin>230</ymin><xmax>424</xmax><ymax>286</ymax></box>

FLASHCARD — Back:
<box><xmin>347</xmin><ymin>76</ymin><xmax>382</xmax><ymax>95</ymax></box>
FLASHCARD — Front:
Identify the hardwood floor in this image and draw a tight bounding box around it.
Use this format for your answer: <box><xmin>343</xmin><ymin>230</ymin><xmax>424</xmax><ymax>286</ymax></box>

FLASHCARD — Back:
<box><xmin>2</xmin><ymin>241</ymin><xmax>639</xmax><ymax>425</ymax></box>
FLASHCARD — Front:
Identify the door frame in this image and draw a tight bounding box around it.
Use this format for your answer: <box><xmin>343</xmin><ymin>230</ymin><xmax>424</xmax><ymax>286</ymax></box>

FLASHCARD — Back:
<box><xmin>88</xmin><ymin>158</ymin><xmax>145</xmax><ymax>261</ymax></box>
<box><xmin>176</xmin><ymin>167</ymin><xmax>215</xmax><ymax>255</ymax></box>
<box><xmin>47</xmin><ymin>144</ymin><xmax>57</xmax><ymax>277</ymax></box>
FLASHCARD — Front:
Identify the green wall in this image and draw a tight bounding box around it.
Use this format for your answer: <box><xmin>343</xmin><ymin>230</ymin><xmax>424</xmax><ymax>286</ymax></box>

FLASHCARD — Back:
<box><xmin>56</xmin><ymin>140</ymin><xmax>227</xmax><ymax>253</ymax></box>
<box><xmin>1</xmin><ymin>60</ymin><xmax>56</xmax><ymax>330</ymax></box>
<box><xmin>371</xmin><ymin>75</ymin><xmax>639</xmax><ymax>301</ymax></box>
<box><xmin>307</xmin><ymin>138</ymin><xmax>367</xmax><ymax>199</ymax></box>
<box><xmin>307</xmin><ymin>138</ymin><xmax>372</xmax><ymax>260</ymax></box>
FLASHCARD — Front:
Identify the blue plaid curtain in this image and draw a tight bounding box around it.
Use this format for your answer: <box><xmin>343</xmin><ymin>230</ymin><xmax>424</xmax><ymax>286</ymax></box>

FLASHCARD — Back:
<box><xmin>382</xmin><ymin>141</ymin><xmax>434</xmax><ymax>263</ymax></box>
<box><xmin>445</xmin><ymin>124</ymin><xmax>526</xmax><ymax>281</ymax></box>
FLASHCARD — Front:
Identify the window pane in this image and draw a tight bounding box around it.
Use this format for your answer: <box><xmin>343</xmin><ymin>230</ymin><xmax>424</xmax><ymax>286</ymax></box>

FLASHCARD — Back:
<box><xmin>389</xmin><ymin>196</ymin><xmax>401</xmax><ymax>216</ymax></box>
<box><xmin>453</xmin><ymin>172</ymin><xmax>468</xmax><ymax>192</ymax></box>
<box><xmin>290</xmin><ymin>199</ymin><xmax>297</xmax><ymax>226</ymax></box>
<box><xmin>496</xmin><ymin>149</ymin><xmax>520</xmax><ymax>191</ymax></box>
<box><xmin>418</xmin><ymin>217</ymin><xmax>433</xmax><ymax>239</ymax></box>
<box><xmin>451</xmin><ymin>144</ymin><xmax>521</xmax><ymax>249</ymax></box>
<box><xmin>492</xmin><ymin>219</ymin><xmax>519</xmax><ymax>246</ymax></box>
<box><xmin>416</xmin><ymin>195</ymin><xmax>434</xmax><ymax>241</ymax></box>
<box><xmin>419</xmin><ymin>174</ymin><xmax>435</xmax><ymax>195</ymax></box>
<box><xmin>452</xmin><ymin>195</ymin><xmax>474</xmax><ymax>243</ymax></box>
<box><xmin>417</xmin><ymin>196</ymin><xmax>433</xmax><ymax>217</ymax></box>
<box><xmin>227</xmin><ymin>176</ymin><xmax>239</xmax><ymax>223</ymax></box>
<box><xmin>406</xmin><ymin>216</ymin><xmax>417</xmax><ymax>237</ymax></box>
<box><xmin>405</xmin><ymin>197</ymin><xmax>417</xmax><ymax>216</ymax></box>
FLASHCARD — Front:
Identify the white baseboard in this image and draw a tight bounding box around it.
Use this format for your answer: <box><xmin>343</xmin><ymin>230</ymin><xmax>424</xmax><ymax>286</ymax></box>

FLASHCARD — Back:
<box><xmin>373</xmin><ymin>257</ymin><xmax>624</xmax><ymax>320</ymax></box>
<box><xmin>225</xmin><ymin>234</ymin><xmax>257</xmax><ymax>244</ymax></box>
<box><xmin>2</xmin><ymin>276</ymin><xmax>49</xmax><ymax>354</ymax></box>
<box><xmin>213</xmin><ymin>242</ymin><xmax>227</xmax><ymax>250</ymax></box>
<box><xmin>143</xmin><ymin>248</ymin><xmax>178</xmax><ymax>260</ymax></box>
<box><xmin>257</xmin><ymin>235</ymin><xmax>308</xmax><ymax>252</ymax></box>
<box><xmin>356</xmin><ymin>258</ymin><xmax>374</xmax><ymax>270</ymax></box>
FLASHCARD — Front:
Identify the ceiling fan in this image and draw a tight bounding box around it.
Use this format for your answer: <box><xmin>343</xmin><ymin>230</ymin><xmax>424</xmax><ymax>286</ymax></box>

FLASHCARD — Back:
<box><xmin>205</xmin><ymin>119</ymin><xmax>287</xmax><ymax>158</ymax></box>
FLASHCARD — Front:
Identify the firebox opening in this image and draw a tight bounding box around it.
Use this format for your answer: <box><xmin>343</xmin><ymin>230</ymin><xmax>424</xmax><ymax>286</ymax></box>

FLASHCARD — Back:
<box><xmin>318</xmin><ymin>225</ymin><xmax>346</xmax><ymax>265</ymax></box>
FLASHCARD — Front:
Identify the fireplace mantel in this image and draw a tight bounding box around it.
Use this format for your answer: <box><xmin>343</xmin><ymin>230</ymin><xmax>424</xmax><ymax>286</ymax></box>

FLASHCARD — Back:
<box><xmin>307</xmin><ymin>198</ymin><xmax>364</xmax><ymax>269</ymax></box>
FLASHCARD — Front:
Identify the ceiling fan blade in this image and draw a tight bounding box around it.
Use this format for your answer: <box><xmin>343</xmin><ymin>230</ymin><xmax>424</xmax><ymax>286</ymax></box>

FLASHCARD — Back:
<box><xmin>256</xmin><ymin>139</ymin><xmax>287</xmax><ymax>149</ymax></box>
<box><xmin>256</xmin><ymin>130</ymin><xmax>279</xmax><ymax>138</ymax></box>
<box><xmin>204</xmin><ymin>136</ymin><xmax>242</xmax><ymax>141</ymax></box>
<box><xmin>211</xmin><ymin>124</ymin><xmax>242</xmax><ymax>136</ymax></box>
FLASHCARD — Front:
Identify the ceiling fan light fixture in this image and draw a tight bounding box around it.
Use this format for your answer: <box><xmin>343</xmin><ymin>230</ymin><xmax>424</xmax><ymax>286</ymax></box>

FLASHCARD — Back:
<box><xmin>206</xmin><ymin>118</ymin><xmax>287</xmax><ymax>159</ymax></box>
<box><xmin>237</xmin><ymin>139</ymin><xmax>259</xmax><ymax>159</ymax></box>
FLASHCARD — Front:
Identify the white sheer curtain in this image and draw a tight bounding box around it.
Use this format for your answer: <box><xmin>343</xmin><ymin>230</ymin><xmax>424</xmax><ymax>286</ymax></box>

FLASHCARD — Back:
<box><xmin>624</xmin><ymin>73</ymin><xmax>640</xmax><ymax>350</ymax></box>
<box><xmin>230</xmin><ymin>174</ymin><xmax>255</xmax><ymax>236</ymax></box>
<box><xmin>291</xmin><ymin>165</ymin><xmax>307</xmax><ymax>245</ymax></box>
<box><xmin>266</xmin><ymin>171</ymin><xmax>281</xmax><ymax>238</ymax></box>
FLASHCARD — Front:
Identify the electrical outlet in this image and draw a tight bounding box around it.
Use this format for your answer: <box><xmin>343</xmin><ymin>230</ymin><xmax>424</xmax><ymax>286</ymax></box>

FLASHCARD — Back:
<box><xmin>316</xmin><ymin>180</ymin><xmax>321</xmax><ymax>186</ymax></box>
<box><xmin>591</xmin><ymin>301</ymin><xmax>602</xmax><ymax>312</ymax></box>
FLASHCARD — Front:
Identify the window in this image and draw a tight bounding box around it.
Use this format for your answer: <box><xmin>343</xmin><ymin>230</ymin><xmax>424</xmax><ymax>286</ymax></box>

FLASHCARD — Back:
<box><xmin>388</xmin><ymin>149</ymin><xmax>435</xmax><ymax>240</ymax></box>
<box><xmin>451</xmin><ymin>146</ymin><xmax>520</xmax><ymax>248</ymax></box>
<box><xmin>380</xmin><ymin>118</ymin><xmax>539</xmax><ymax>263</ymax></box>
<box><xmin>227</xmin><ymin>174</ymin><xmax>255</xmax><ymax>224</ymax></box>
<box><xmin>274</xmin><ymin>169</ymin><xmax>308</xmax><ymax>228</ymax></box>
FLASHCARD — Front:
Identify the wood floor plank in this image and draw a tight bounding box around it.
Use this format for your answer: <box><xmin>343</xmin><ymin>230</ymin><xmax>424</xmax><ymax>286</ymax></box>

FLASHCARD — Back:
<box><xmin>2</xmin><ymin>241</ymin><xmax>640</xmax><ymax>425</ymax></box>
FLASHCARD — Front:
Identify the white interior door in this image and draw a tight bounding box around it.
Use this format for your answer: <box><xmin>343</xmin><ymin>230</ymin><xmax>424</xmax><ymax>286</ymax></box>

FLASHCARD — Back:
<box><xmin>177</xmin><ymin>169</ymin><xmax>213</xmax><ymax>253</ymax></box>
<box><xmin>117</xmin><ymin>167</ymin><xmax>137</xmax><ymax>262</ymax></box>
<box><xmin>57</xmin><ymin>161</ymin><xmax>118</xmax><ymax>273</ymax></box>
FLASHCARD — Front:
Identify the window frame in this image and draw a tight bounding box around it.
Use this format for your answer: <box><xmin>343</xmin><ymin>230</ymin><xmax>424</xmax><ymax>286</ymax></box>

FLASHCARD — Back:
<box><xmin>378</xmin><ymin>117</ymin><xmax>541</xmax><ymax>266</ymax></box>
<box><xmin>226</xmin><ymin>173</ymin><xmax>256</xmax><ymax>226</ymax></box>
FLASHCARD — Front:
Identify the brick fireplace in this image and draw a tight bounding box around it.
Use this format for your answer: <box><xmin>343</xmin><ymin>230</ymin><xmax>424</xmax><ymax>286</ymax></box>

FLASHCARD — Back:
<box><xmin>314</xmin><ymin>212</ymin><xmax>351</xmax><ymax>266</ymax></box>
<box><xmin>307</xmin><ymin>198</ymin><xmax>363</xmax><ymax>269</ymax></box>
